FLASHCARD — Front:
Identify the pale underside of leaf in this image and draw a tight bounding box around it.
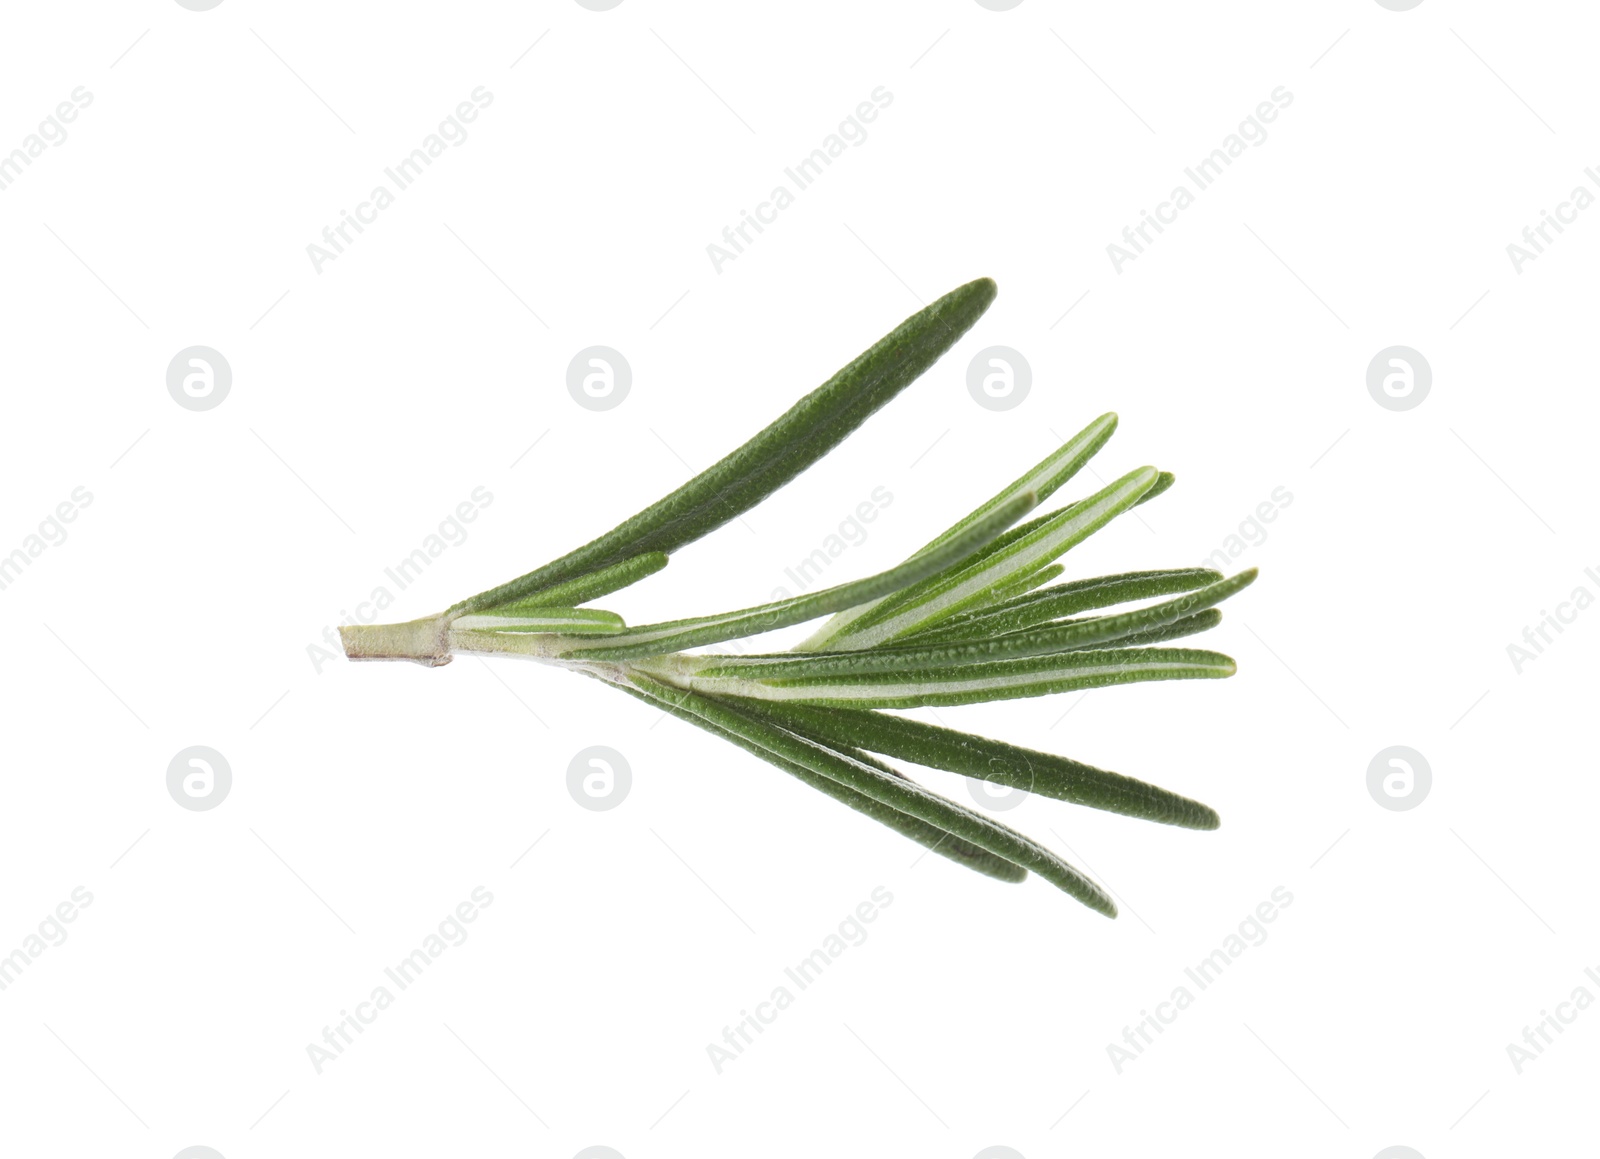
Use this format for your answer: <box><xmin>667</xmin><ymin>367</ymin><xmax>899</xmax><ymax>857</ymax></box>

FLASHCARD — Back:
<box><xmin>800</xmin><ymin>411</ymin><xmax>1119</xmax><ymax>650</ymax></box>
<box><xmin>561</xmin><ymin>491</ymin><xmax>1037</xmax><ymax>661</ymax></box>
<box><xmin>816</xmin><ymin>466</ymin><xmax>1162</xmax><ymax>651</ymax></box>
<box><xmin>902</xmin><ymin>567</ymin><xmax>1221</xmax><ymax>645</ymax></box>
<box><xmin>450</xmin><ymin>606</ymin><xmax>626</xmax><ymax>634</ymax></box>
<box><xmin>662</xmin><ymin>646</ymin><xmax>1236</xmax><ymax>710</ymax></box>
<box><xmin>691</xmin><ymin>570</ymin><xmax>1256</xmax><ymax>679</ymax></box>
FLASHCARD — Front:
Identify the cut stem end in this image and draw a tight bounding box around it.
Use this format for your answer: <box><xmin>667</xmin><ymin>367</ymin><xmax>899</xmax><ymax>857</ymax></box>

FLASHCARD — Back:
<box><xmin>340</xmin><ymin>617</ymin><xmax>453</xmax><ymax>667</ymax></box>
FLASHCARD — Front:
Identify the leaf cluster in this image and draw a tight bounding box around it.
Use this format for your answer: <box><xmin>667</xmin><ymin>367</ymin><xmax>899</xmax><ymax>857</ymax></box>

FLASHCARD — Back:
<box><xmin>361</xmin><ymin>279</ymin><xmax>1256</xmax><ymax>916</ymax></box>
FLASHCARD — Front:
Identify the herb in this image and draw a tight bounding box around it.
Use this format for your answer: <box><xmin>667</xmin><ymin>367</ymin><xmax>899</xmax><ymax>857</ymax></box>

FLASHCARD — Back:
<box><xmin>343</xmin><ymin>278</ymin><xmax>1254</xmax><ymax>917</ymax></box>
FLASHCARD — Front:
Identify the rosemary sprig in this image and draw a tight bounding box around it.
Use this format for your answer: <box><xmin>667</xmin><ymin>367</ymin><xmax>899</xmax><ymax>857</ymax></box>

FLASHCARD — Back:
<box><xmin>342</xmin><ymin>278</ymin><xmax>1255</xmax><ymax>917</ymax></box>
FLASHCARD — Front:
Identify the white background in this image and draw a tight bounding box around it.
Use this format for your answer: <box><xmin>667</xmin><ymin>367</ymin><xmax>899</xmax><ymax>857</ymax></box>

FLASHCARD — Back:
<box><xmin>1</xmin><ymin>2</ymin><xmax>1595</xmax><ymax>1157</ymax></box>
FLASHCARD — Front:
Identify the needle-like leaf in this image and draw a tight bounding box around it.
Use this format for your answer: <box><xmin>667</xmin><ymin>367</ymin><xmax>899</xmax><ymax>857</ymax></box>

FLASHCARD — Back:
<box><xmin>629</xmin><ymin>673</ymin><xmax>1115</xmax><ymax>914</ymax></box>
<box><xmin>665</xmin><ymin>646</ymin><xmax>1236</xmax><ymax>709</ymax></box>
<box><xmin>451</xmin><ymin>607</ymin><xmax>626</xmax><ymax>634</ymax></box>
<box><xmin>615</xmin><ymin>680</ymin><xmax>1027</xmax><ymax>883</ymax></box>
<box><xmin>906</xmin><ymin>567</ymin><xmax>1223</xmax><ymax>645</ymax></box>
<box><xmin>343</xmin><ymin>276</ymin><xmax>1256</xmax><ymax>917</ymax></box>
<box><xmin>482</xmin><ymin>552</ymin><xmax>668</xmax><ymax>613</ymax></box>
<box><xmin>801</xmin><ymin>412</ymin><xmax>1119</xmax><ymax>649</ymax></box>
<box><xmin>451</xmin><ymin>278</ymin><xmax>1000</xmax><ymax>614</ymax></box>
<box><xmin>562</xmin><ymin>492</ymin><xmax>1037</xmax><ymax>661</ymax></box>
<box><xmin>696</xmin><ymin>571</ymin><xmax>1256</xmax><ymax>678</ymax></box>
<box><xmin>988</xmin><ymin>562</ymin><xmax>1066</xmax><ymax>603</ymax></box>
<box><xmin>734</xmin><ymin>701</ymin><xmax>1220</xmax><ymax>829</ymax></box>
<box><xmin>1137</xmin><ymin>470</ymin><xmax>1176</xmax><ymax>506</ymax></box>
<box><xmin>1099</xmin><ymin>608</ymin><xmax>1223</xmax><ymax>648</ymax></box>
<box><xmin>815</xmin><ymin>466</ymin><xmax>1162</xmax><ymax>650</ymax></box>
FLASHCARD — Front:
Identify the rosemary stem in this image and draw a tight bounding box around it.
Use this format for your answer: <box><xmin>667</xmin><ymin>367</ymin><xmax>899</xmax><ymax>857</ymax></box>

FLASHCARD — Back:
<box><xmin>339</xmin><ymin>616</ymin><xmax>453</xmax><ymax>666</ymax></box>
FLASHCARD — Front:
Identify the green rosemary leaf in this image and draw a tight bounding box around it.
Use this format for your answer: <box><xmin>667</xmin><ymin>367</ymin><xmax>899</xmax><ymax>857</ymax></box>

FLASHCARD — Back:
<box><xmin>343</xmin><ymin>272</ymin><xmax>1255</xmax><ymax>915</ymax></box>
<box><xmin>821</xmin><ymin>606</ymin><xmax>1221</xmax><ymax>659</ymax></box>
<box><xmin>451</xmin><ymin>607</ymin><xmax>626</xmax><ymax>634</ymax></box>
<box><xmin>704</xmin><ymin>570</ymin><xmax>1253</xmax><ymax>679</ymax></box>
<box><xmin>735</xmin><ymin>702</ymin><xmax>1220</xmax><ymax>829</ymax></box>
<box><xmin>670</xmin><ymin>646</ymin><xmax>1235</xmax><ymax>710</ymax></box>
<box><xmin>1001</xmin><ymin>562</ymin><xmax>1066</xmax><ymax>596</ymax></box>
<box><xmin>630</xmin><ymin>674</ymin><xmax>1114</xmax><ymax>914</ymax></box>
<box><xmin>1096</xmin><ymin>608</ymin><xmax>1222</xmax><ymax>648</ymax></box>
<box><xmin>905</xmin><ymin>567</ymin><xmax>1223</xmax><ymax>645</ymax></box>
<box><xmin>930</xmin><ymin>467</ymin><xmax>1169</xmax><ymax>622</ymax></box>
<box><xmin>1135</xmin><ymin>470</ymin><xmax>1176</xmax><ymax>506</ymax></box>
<box><xmin>909</xmin><ymin>412</ymin><xmax>1119</xmax><ymax>561</ymax></box>
<box><xmin>816</xmin><ymin>466</ymin><xmax>1162</xmax><ymax>650</ymax></box>
<box><xmin>450</xmin><ymin>278</ymin><xmax>999</xmax><ymax>615</ymax></box>
<box><xmin>615</xmin><ymin>680</ymin><xmax>1027</xmax><ymax>883</ymax></box>
<box><xmin>966</xmin><ymin>562</ymin><xmax>1066</xmax><ymax>612</ymax></box>
<box><xmin>482</xmin><ymin>552</ymin><xmax>667</xmax><ymax>613</ymax></box>
<box><xmin>560</xmin><ymin>491</ymin><xmax>1037</xmax><ymax>661</ymax></box>
<box><xmin>800</xmin><ymin>412</ymin><xmax>1118</xmax><ymax>649</ymax></box>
